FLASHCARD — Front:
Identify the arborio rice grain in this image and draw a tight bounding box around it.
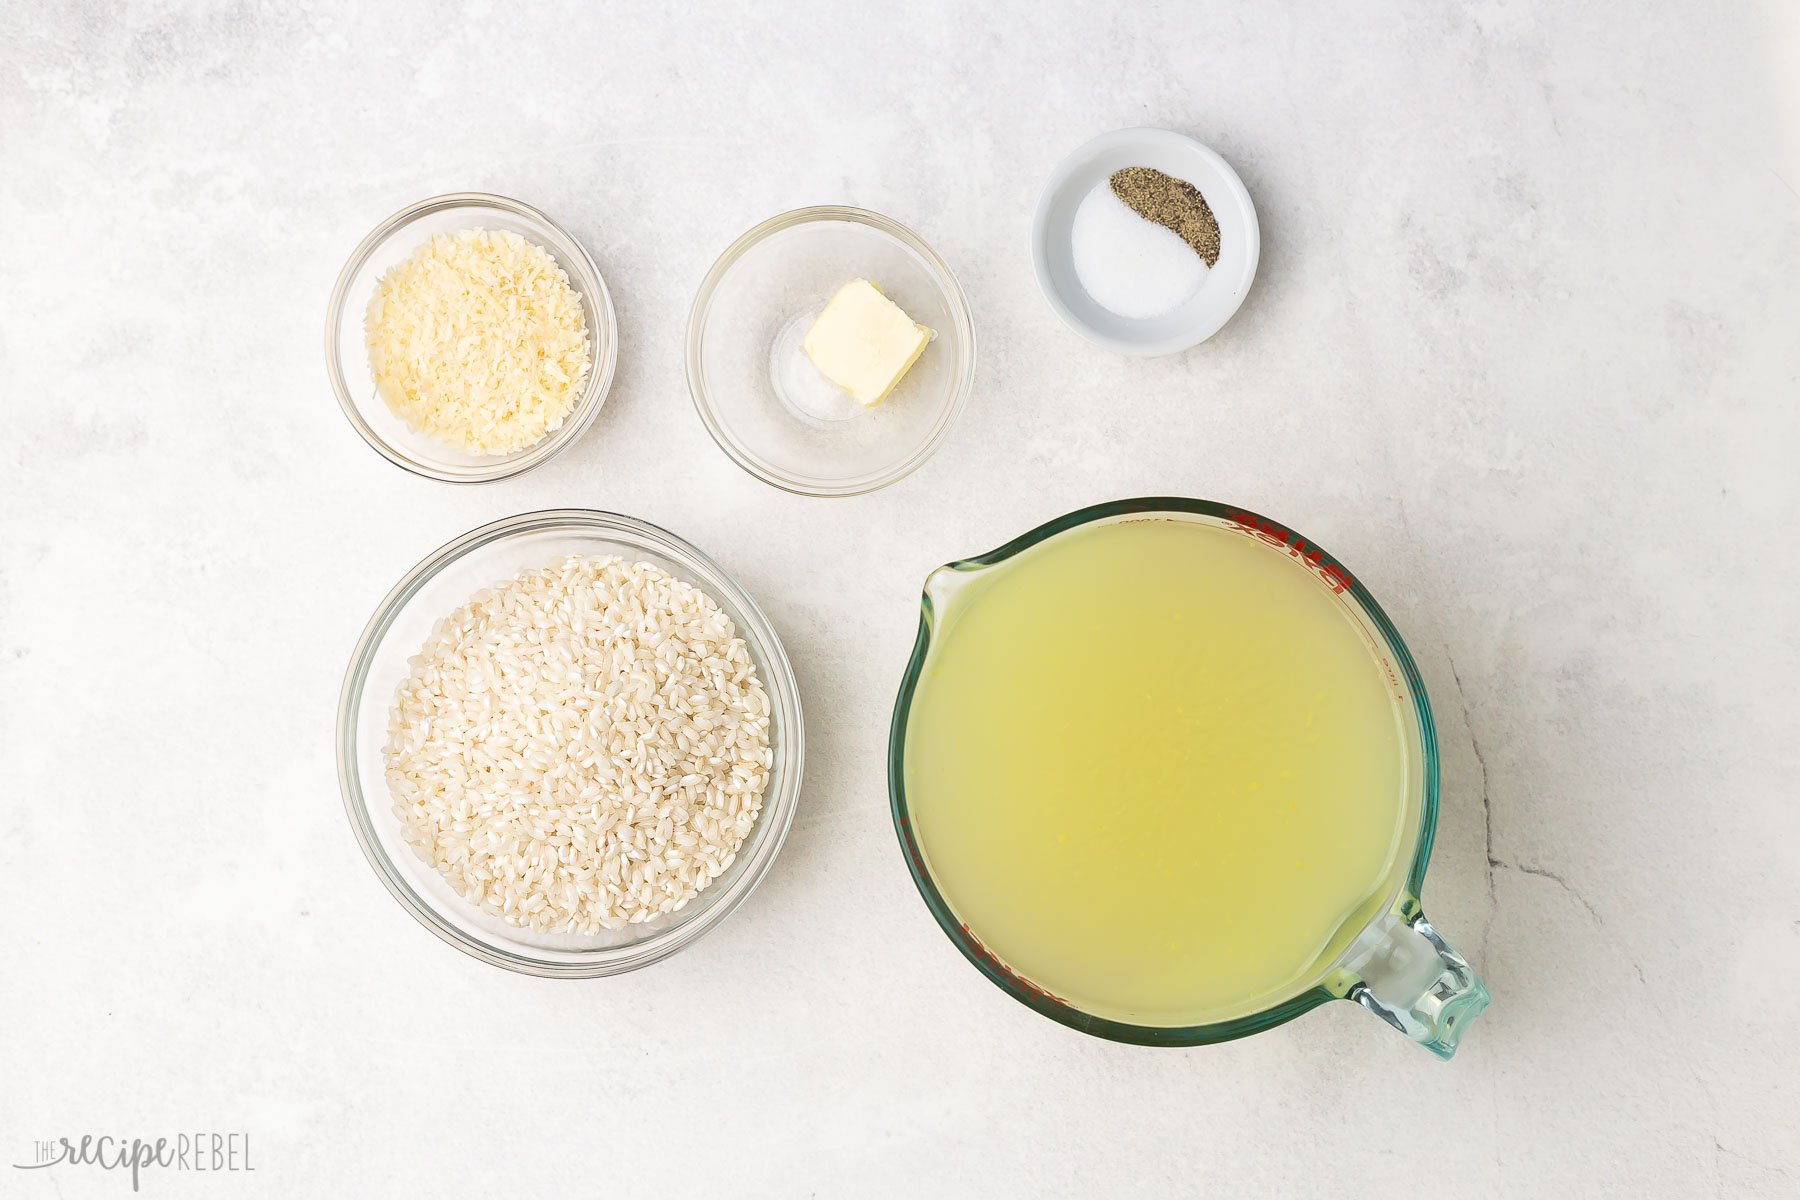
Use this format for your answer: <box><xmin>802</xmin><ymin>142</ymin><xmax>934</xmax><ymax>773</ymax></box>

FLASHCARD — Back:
<box><xmin>384</xmin><ymin>555</ymin><xmax>772</xmax><ymax>933</ymax></box>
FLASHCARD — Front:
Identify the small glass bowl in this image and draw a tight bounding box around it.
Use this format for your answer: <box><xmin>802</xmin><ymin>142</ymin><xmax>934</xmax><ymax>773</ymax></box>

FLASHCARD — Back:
<box><xmin>686</xmin><ymin>207</ymin><xmax>976</xmax><ymax>497</ymax></box>
<box><xmin>337</xmin><ymin>509</ymin><xmax>805</xmax><ymax>977</ymax></box>
<box><xmin>325</xmin><ymin>193</ymin><xmax>619</xmax><ymax>484</ymax></box>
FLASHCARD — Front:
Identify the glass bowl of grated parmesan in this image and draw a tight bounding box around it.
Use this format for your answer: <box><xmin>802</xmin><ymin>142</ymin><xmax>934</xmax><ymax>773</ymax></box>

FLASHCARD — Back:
<box><xmin>326</xmin><ymin>193</ymin><xmax>618</xmax><ymax>483</ymax></box>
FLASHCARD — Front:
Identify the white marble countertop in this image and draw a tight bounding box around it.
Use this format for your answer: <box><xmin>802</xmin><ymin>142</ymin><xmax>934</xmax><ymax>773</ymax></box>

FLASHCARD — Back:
<box><xmin>3</xmin><ymin>3</ymin><xmax>1797</xmax><ymax>1195</ymax></box>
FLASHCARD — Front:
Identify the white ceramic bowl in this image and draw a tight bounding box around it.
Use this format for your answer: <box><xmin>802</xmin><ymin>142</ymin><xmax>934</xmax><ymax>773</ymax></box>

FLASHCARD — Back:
<box><xmin>1031</xmin><ymin>128</ymin><xmax>1259</xmax><ymax>357</ymax></box>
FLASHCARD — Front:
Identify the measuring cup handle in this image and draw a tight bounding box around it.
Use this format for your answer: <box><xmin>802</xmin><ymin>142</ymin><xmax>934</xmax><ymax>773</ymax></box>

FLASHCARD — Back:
<box><xmin>1341</xmin><ymin>909</ymin><xmax>1490</xmax><ymax>1059</ymax></box>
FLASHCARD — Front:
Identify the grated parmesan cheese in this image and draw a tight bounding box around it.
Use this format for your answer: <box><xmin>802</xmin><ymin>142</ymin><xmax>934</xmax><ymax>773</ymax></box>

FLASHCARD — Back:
<box><xmin>365</xmin><ymin>229</ymin><xmax>592</xmax><ymax>456</ymax></box>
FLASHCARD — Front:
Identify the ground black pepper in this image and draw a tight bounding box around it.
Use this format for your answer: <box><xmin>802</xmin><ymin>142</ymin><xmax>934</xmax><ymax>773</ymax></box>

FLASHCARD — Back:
<box><xmin>1110</xmin><ymin>167</ymin><xmax>1221</xmax><ymax>267</ymax></box>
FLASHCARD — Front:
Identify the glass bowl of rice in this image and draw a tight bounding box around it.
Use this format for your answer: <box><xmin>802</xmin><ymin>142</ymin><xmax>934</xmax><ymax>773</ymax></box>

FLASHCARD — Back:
<box><xmin>325</xmin><ymin>193</ymin><xmax>618</xmax><ymax>484</ymax></box>
<box><xmin>337</xmin><ymin>509</ymin><xmax>805</xmax><ymax>976</ymax></box>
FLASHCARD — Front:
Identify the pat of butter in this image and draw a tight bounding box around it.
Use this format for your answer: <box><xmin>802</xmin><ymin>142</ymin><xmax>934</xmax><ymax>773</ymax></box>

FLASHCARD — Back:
<box><xmin>801</xmin><ymin>279</ymin><xmax>932</xmax><ymax>407</ymax></box>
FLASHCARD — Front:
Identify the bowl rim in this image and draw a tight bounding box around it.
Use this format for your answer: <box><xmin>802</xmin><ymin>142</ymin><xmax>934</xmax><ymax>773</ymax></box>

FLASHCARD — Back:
<box><xmin>685</xmin><ymin>205</ymin><xmax>977</xmax><ymax>498</ymax></box>
<box><xmin>325</xmin><ymin>192</ymin><xmax>619</xmax><ymax>485</ymax></box>
<box><xmin>337</xmin><ymin>508</ymin><xmax>806</xmax><ymax>977</ymax></box>
<box><xmin>1030</xmin><ymin>128</ymin><xmax>1261</xmax><ymax>357</ymax></box>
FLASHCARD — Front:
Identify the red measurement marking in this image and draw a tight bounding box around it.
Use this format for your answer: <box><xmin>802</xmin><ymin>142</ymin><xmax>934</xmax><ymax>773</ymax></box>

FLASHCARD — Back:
<box><xmin>1222</xmin><ymin>512</ymin><xmax>1355</xmax><ymax>595</ymax></box>
<box><xmin>897</xmin><ymin>814</ymin><xmax>929</xmax><ymax>876</ymax></box>
<box><xmin>960</xmin><ymin>923</ymin><xmax>1068</xmax><ymax>1007</ymax></box>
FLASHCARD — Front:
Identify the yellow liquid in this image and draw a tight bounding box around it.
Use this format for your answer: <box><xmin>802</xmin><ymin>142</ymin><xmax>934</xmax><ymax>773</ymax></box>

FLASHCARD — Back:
<box><xmin>904</xmin><ymin>518</ymin><xmax>1415</xmax><ymax>1026</ymax></box>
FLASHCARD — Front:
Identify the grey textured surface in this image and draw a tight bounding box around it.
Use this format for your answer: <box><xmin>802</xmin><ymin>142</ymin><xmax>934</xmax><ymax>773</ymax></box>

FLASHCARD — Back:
<box><xmin>2</xmin><ymin>2</ymin><xmax>1797</xmax><ymax>1195</ymax></box>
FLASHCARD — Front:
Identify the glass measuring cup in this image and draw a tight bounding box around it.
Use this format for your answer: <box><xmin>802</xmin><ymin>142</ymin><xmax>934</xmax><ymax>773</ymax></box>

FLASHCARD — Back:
<box><xmin>888</xmin><ymin>498</ymin><xmax>1490</xmax><ymax>1058</ymax></box>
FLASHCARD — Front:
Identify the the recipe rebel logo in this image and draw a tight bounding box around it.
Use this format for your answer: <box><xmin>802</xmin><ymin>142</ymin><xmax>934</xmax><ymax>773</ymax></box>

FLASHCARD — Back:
<box><xmin>12</xmin><ymin>1131</ymin><xmax>255</xmax><ymax>1191</ymax></box>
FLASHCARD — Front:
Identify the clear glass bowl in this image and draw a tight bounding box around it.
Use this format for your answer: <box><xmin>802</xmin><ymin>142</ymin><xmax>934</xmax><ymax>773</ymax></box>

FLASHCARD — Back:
<box><xmin>686</xmin><ymin>207</ymin><xmax>976</xmax><ymax>497</ymax></box>
<box><xmin>337</xmin><ymin>510</ymin><xmax>805</xmax><ymax>976</ymax></box>
<box><xmin>325</xmin><ymin>193</ymin><xmax>618</xmax><ymax>484</ymax></box>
